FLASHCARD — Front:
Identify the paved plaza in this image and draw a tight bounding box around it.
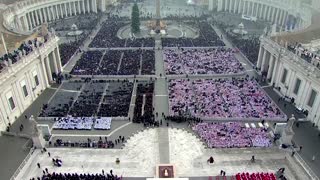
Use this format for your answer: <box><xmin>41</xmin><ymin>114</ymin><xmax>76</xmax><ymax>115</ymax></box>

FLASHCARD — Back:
<box><xmin>2</xmin><ymin>1</ymin><xmax>320</xmax><ymax>180</ymax></box>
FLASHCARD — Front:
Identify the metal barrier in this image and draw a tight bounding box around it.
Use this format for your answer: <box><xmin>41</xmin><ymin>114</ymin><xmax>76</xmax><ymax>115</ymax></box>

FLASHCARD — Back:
<box><xmin>294</xmin><ymin>153</ymin><xmax>320</xmax><ymax>180</ymax></box>
<box><xmin>10</xmin><ymin>148</ymin><xmax>35</xmax><ymax>180</ymax></box>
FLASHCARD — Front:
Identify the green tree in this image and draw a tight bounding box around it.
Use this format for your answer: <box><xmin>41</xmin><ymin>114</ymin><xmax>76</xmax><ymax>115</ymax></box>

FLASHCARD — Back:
<box><xmin>131</xmin><ymin>3</ymin><xmax>140</xmax><ymax>34</ymax></box>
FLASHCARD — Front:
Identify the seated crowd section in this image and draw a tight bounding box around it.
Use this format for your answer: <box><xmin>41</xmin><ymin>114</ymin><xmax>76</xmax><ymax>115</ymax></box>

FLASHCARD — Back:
<box><xmin>89</xmin><ymin>17</ymin><xmax>155</xmax><ymax>48</ymax></box>
<box><xmin>39</xmin><ymin>82</ymin><xmax>84</xmax><ymax>117</ymax></box>
<box><xmin>169</xmin><ymin>77</ymin><xmax>285</xmax><ymax>120</ymax></box>
<box><xmin>216</xmin><ymin>20</ymin><xmax>261</xmax><ymax>65</ymax></box>
<box><xmin>53</xmin><ymin>136</ymin><xmax>119</xmax><ymax>148</ymax></box>
<box><xmin>229</xmin><ymin>36</ymin><xmax>260</xmax><ymax>65</ymax></box>
<box><xmin>39</xmin><ymin>80</ymin><xmax>133</xmax><ymax>119</ymax></box>
<box><xmin>71</xmin><ymin>51</ymin><xmax>103</xmax><ymax>75</ymax></box>
<box><xmin>235</xmin><ymin>172</ymin><xmax>276</xmax><ymax>180</ymax></box>
<box><xmin>55</xmin><ymin>14</ymin><xmax>100</xmax><ymax>66</ymax></box>
<box><xmin>71</xmin><ymin>50</ymin><xmax>155</xmax><ymax>75</ymax></box>
<box><xmin>162</xmin><ymin>21</ymin><xmax>225</xmax><ymax>47</ymax></box>
<box><xmin>37</xmin><ymin>171</ymin><xmax>120</xmax><ymax>180</ymax></box>
<box><xmin>69</xmin><ymin>81</ymin><xmax>106</xmax><ymax>117</ymax></box>
<box><xmin>53</xmin><ymin>117</ymin><xmax>112</xmax><ymax>130</ymax></box>
<box><xmin>133</xmin><ymin>83</ymin><xmax>155</xmax><ymax>125</ymax></box>
<box><xmin>97</xmin><ymin>81</ymin><xmax>133</xmax><ymax>117</ymax></box>
<box><xmin>164</xmin><ymin>48</ymin><xmax>244</xmax><ymax>75</ymax></box>
<box><xmin>193</xmin><ymin>122</ymin><xmax>271</xmax><ymax>148</ymax></box>
<box><xmin>59</xmin><ymin>35</ymin><xmax>86</xmax><ymax>66</ymax></box>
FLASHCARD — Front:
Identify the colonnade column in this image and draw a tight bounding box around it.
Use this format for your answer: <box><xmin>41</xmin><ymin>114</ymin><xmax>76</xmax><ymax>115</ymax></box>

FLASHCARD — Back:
<box><xmin>64</xmin><ymin>3</ymin><xmax>68</xmax><ymax>17</ymax></box>
<box><xmin>281</xmin><ymin>11</ymin><xmax>285</xmax><ymax>27</ymax></box>
<box><xmin>246</xmin><ymin>1</ymin><xmax>249</xmax><ymax>15</ymax></box>
<box><xmin>73</xmin><ymin>1</ymin><xmax>77</xmax><ymax>15</ymax></box>
<box><xmin>267</xmin><ymin>55</ymin><xmax>275</xmax><ymax>80</ymax></box>
<box><xmin>271</xmin><ymin>57</ymin><xmax>279</xmax><ymax>85</ymax></box>
<box><xmin>93</xmin><ymin>0</ymin><xmax>98</xmax><ymax>13</ymax></box>
<box><xmin>55</xmin><ymin>47</ymin><xmax>63</xmax><ymax>72</ymax></box>
<box><xmin>54</xmin><ymin>5</ymin><xmax>58</xmax><ymax>19</ymax></box>
<box><xmin>250</xmin><ymin>2</ymin><xmax>254</xmax><ymax>16</ymax></box>
<box><xmin>44</xmin><ymin>56</ymin><xmax>53</xmax><ymax>82</ymax></box>
<box><xmin>39</xmin><ymin>9</ymin><xmax>43</xmax><ymax>24</ymax></box>
<box><xmin>44</xmin><ymin>8</ymin><xmax>49</xmax><ymax>22</ymax></box>
<box><xmin>82</xmin><ymin>0</ymin><xmax>86</xmax><ymax>14</ymax></box>
<box><xmin>34</xmin><ymin>10</ymin><xmax>39</xmax><ymax>26</ymax></box>
<box><xmin>273</xmin><ymin>8</ymin><xmax>277</xmax><ymax>23</ymax></box>
<box><xmin>51</xmin><ymin>51</ymin><xmax>59</xmax><ymax>74</ymax></box>
<box><xmin>23</xmin><ymin>15</ymin><xmax>29</xmax><ymax>31</ymax></box>
<box><xmin>87</xmin><ymin>0</ymin><xmax>90</xmax><ymax>13</ymax></box>
<box><xmin>31</xmin><ymin>11</ymin><xmax>36</xmax><ymax>27</ymax></box>
<box><xmin>275</xmin><ymin>8</ymin><xmax>280</xmax><ymax>25</ymax></box>
<box><xmin>69</xmin><ymin>2</ymin><xmax>73</xmax><ymax>16</ymax></box>
<box><xmin>26</xmin><ymin>13</ymin><xmax>32</xmax><ymax>29</ymax></box>
<box><xmin>40</xmin><ymin>57</ymin><xmax>50</xmax><ymax>87</ymax></box>
<box><xmin>217</xmin><ymin>0</ymin><xmax>223</xmax><ymax>12</ymax></box>
<box><xmin>224</xmin><ymin>0</ymin><xmax>228</xmax><ymax>11</ymax></box>
<box><xmin>78</xmin><ymin>1</ymin><xmax>81</xmax><ymax>14</ymax></box>
<box><xmin>237</xmin><ymin>0</ymin><xmax>242</xmax><ymax>14</ymax></box>
<box><xmin>259</xmin><ymin>4</ymin><xmax>263</xmax><ymax>18</ymax></box>
<box><xmin>59</xmin><ymin>4</ymin><xmax>63</xmax><ymax>18</ymax></box>
<box><xmin>242</xmin><ymin>1</ymin><xmax>245</xmax><ymax>14</ymax></box>
<box><xmin>47</xmin><ymin>7</ymin><xmax>52</xmax><ymax>21</ymax></box>
<box><xmin>261</xmin><ymin>49</ymin><xmax>268</xmax><ymax>72</ymax></box>
<box><xmin>257</xmin><ymin>46</ymin><xmax>264</xmax><ymax>69</ymax></box>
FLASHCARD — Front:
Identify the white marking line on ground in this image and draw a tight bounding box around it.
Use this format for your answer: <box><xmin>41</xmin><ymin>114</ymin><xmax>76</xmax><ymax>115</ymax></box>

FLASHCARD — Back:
<box><xmin>52</xmin><ymin>122</ymin><xmax>132</xmax><ymax>137</ymax></box>
<box><xmin>246</xmin><ymin>69</ymin><xmax>255</xmax><ymax>72</ymax></box>
<box><xmin>47</xmin><ymin>84</ymin><xmax>63</xmax><ymax>103</ymax></box>
<box><xmin>59</xmin><ymin>89</ymin><xmax>81</xmax><ymax>93</ymax></box>
<box><xmin>22</xmin><ymin>139</ymin><xmax>31</xmax><ymax>149</ymax></box>
<box><xmin>261</xmin><ymin>85</ymin><xmax>272</xmax><ymax>88</ymax></box>
<box><xmin>155</xmin><ymin>95</ymin><xmax>168</xmax><ymax>96</ymax></box>
<box><xmin>48</xmin><ymin>87</ymin><xmax>58</xmax><ymax>90</ymax></box>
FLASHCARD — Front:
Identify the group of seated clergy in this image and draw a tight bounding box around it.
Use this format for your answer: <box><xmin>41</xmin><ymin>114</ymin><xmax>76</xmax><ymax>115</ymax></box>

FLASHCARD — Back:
<box><xmin>53</xmin><ymin>117</ymin><xmax>112</xmax><ymax>130</ymax></box>
<box><xmin>164</xmin><ymin>48</ymin><xmax>244</xmax><ymax>75</ymax></box>
<box><xmin>169</xmin><ymin>77</ymin><xmax>285</xmax><ymax>120</ymax></box>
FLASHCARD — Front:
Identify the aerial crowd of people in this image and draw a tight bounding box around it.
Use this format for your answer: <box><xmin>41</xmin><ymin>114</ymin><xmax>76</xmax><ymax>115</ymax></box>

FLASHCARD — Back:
<box><xmin>71</xmin><ymin>50</ymin><xmax>155</xmax><ymax>75</ymax></box>
<box><xmin>169</xmin><ymin>77</ymin><xmax>285</xmax><ymax>120</ymax></box>
<box><xmin>164</xmin><ymin>48</ymin><xmax>244</xmax><ymax>75</ymax></box>
<box><xmin>193</xmin><ymin>122</ymin><xmax>271</xmax><ymax>148</ymax></box>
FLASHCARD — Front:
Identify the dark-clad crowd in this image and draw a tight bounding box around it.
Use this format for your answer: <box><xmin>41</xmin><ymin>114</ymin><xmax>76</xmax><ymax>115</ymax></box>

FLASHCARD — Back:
<box><xmin>133</xmin><ymin>83</ymin><xmax>155</xmax><ymax>126</ymax></box>
<box><xmin>141</xmin><ymin>50</ymin><xmax>155</xmax><ymax>75</ymax></box>
<box><xmin>32</xmin><ymin>170</ymin><xmax>120</xmax><ymax>180</ymax></box>
<box><xmin>229</xmin><ymin>36</ymin><xmax>260</xmax><ymax>65</ymax></box>
<box><xmin>98</xmin><ymin>81</ymin><xmax>133</xmax><ymax>117</ymax></box>
<box><xmin>162</xmin><ymin>21</ymin><xmax>225</xmax><ymax>47</ymax></box>
<box><xmin>89</xmin><ymin>17</ymin><xmax>126</xmax><ymax>48</ymax></box>
<box><xmin>71</xmin><ymin>50</ymin><xmax>155</xmax><ymax>75</ymax></box>
<box><xmin>71</xmin><ymin>51</ymin><xmax>103</xmax><ymax>75</ymax></box>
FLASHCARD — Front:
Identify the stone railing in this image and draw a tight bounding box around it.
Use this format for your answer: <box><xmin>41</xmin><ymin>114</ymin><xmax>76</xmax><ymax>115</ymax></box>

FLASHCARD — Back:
<box><xmin>2</xmin><ymin>0</ymin><xmax>88</xmax><ymax>34</ymax></box>
<box><xmin>294</xmin><ymin>152</ymin><xmax>320</xmax><ymax>180</ymax></box>
<box><xmin>0</xmin><ymin>34</ymin><xmax>59</xmax><ymax>82</ymax></box>
<box><xmin>10</xmin><ymin>147</ymin><xmax>36</xmax><ymax>180</ymax></box>
<box><xmin>262</xmin><ymin>37</ymin><xmax>320</xmax><ymax>78</ymax></box>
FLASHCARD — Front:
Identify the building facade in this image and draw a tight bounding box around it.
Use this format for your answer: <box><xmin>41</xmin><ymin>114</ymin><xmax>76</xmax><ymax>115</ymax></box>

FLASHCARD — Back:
<box><xmin>2</xmin><ymin>0</ymin><xmax>110</xmax><ymax>35</ymax></box>
<box><xmin>257</xmin><ymin>37</ymin><xmax>320</xmax><ymax>127</ymax></box>
<box><xmin>208</xmin><ymin>0</ymin><xmax>312</xmax><ymax>31</ymax></box>
<box><xmin>0</xmin><ymin>35</ymin><xmax>60</xmax><ymax>132</ymax></box>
